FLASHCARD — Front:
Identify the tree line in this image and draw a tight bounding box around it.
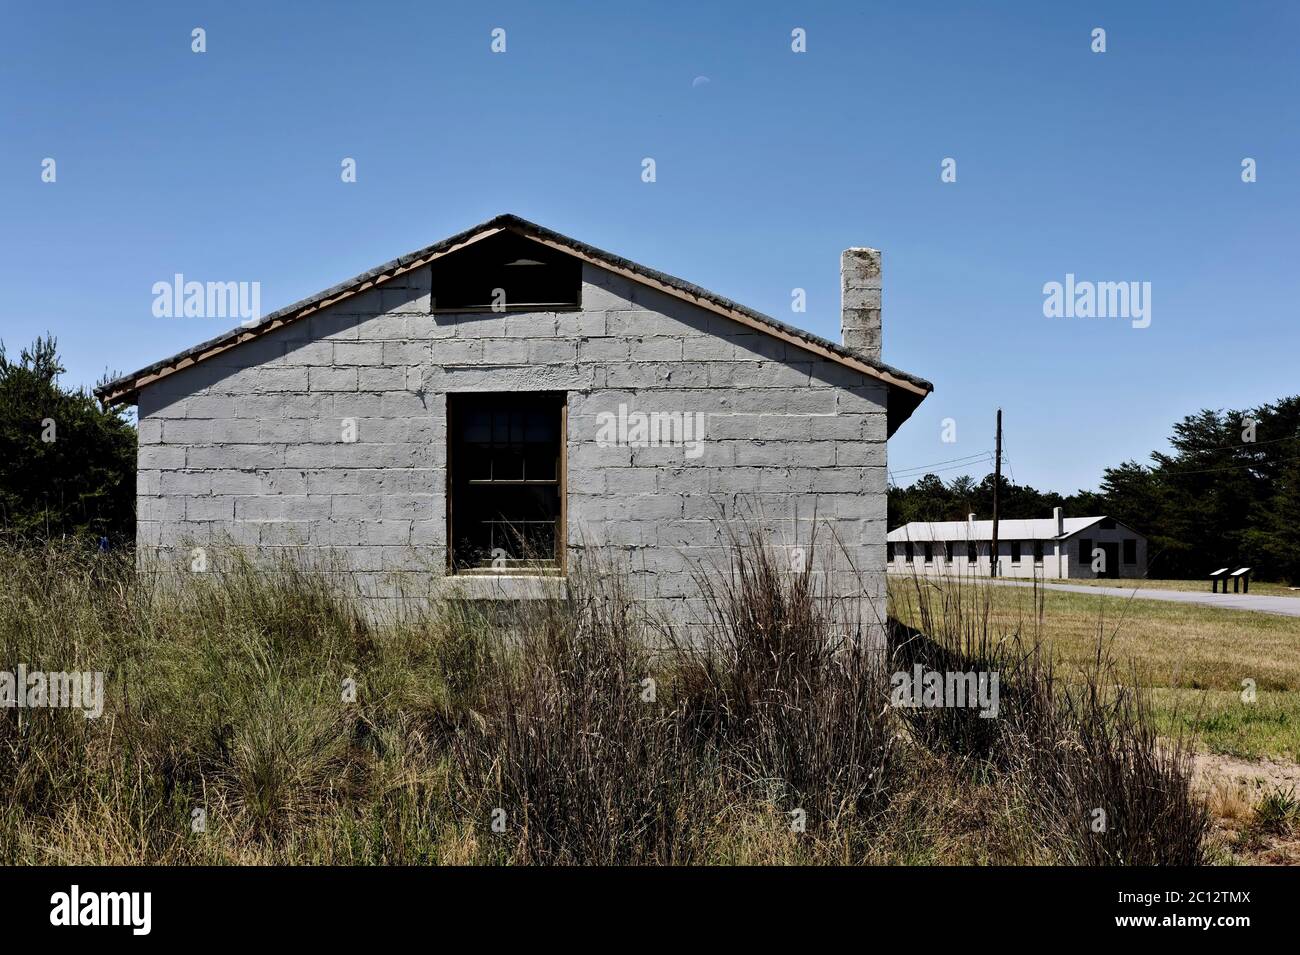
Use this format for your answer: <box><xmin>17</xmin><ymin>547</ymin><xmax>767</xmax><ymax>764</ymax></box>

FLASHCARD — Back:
<box><xmin>889</xmin><ymin>397</ymin><xmax>1300</xmax><ymax>583</ymax></box>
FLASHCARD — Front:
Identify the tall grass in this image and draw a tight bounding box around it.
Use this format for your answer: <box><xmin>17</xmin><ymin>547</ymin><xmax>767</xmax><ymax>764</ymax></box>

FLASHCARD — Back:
<box><xmin>890</xmin><ymin>571</ymin><xmax>1210</xmax><ymax>865</ymax></box>
<box><xmin>452</xmin><ymin>558</ymin><xmax>714</xmax><ymax>864</ymax></box>
<box><xmin>0</xmin><ymin>538</ymin><xmax>1209</xmax><ymax>865</ymax></box>
<box><xmin>669</xmin><ymin>528</ymin><xmax>897</xmax><ymax>831</ymax></box>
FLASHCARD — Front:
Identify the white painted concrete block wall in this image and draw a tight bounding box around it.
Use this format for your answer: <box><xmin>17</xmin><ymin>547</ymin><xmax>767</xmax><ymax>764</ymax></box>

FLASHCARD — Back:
<box><xmin>136</xmin><ymin>262</ymin><xmax>889</xmax><ymax>637</ymax></box>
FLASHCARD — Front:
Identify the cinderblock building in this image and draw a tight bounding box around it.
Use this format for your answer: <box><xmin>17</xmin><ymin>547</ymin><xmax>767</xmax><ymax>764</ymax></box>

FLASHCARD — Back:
<box><xmin>97</xmin><ymin>215</ymin><xmax>933</xmax><ymax>628</ymax></box>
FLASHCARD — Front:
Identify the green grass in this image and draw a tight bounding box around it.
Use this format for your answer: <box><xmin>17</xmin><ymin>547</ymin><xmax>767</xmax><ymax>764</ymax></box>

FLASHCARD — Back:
<box><xmin>1151</xmin><ymin>690</ymin><xmax>1299</xmax><ymax>762</ymax></box>
<box><xmin>889</xmin><ymin>577</ymin><xmax>1300</xmax><ymax>761</ymax></box>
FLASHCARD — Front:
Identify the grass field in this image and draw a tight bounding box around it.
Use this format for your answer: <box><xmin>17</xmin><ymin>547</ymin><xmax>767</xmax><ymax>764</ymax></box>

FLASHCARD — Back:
<box><xmin>888</xmin><ymin>576</ymin><xmax>1300</xmax><ymax>762</ymax></box>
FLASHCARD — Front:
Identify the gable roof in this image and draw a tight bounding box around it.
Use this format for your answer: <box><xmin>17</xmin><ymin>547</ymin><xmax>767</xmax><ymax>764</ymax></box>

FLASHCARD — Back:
<box><xmin>887</xmin><ymin>517</ymin><xmax>1145</xmax><ymax>543</ymax></box>
<box><xmin>95</xmin><ymin>214</ymin><xmax>933</xmax><ymax>433</ymax></box>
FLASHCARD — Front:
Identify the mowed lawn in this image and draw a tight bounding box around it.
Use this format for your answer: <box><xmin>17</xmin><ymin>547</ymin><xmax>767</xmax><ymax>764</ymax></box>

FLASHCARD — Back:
<box><xmin>888</xmin><ymin>576</ymin><xmax>1300</xmax><ymax>762</ymax></box>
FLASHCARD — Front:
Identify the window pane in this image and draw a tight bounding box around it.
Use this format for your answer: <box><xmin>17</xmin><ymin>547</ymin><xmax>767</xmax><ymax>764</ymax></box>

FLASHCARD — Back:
<box><xmin>492</xmin><ymin>411</ymin><xmax>511</xmax><ymax>444</ymax></box>
<box><xmin>463</xmin><ymin>410</ymin><xmax>491</xmax><ymax>443</ymax></box>
<box><xmin>493</xmin><ymin>447</ymin><xmax>525</xmax><ymax>482</ymax></box>
<box><xmin>524</xmin><ymin>447</ymin><xmax>557</xmax><ymax>482</ymax></box>
<box><xmin>464</xmin><ymin>446</ymin><xmax>493</xmax><ymax>482</ymax></box>
<box><xmin>525</xmin><ymin>409</ymin><xmax>556</xmax><ymax>442</ymax></box>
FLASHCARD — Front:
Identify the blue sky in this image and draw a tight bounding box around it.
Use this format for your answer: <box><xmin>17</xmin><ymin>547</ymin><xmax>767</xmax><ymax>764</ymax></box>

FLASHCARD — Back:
<box><xmin>3</xmin><ymin>2</ymin><xmax>1297</xmax><ymax>493</ymax></box>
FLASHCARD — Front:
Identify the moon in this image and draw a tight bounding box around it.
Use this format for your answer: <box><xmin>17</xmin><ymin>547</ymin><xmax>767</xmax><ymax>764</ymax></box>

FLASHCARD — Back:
<box><xmin>691</xmin><ymin>75</ymin><xmax>710</xmax><ymax>88</ymax></box>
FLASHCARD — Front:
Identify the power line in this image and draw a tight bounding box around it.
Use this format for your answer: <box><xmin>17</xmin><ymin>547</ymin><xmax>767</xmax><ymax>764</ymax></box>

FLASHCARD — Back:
<box><xmin>890</xmin><ymin>450</ymin><xmax>995</xmax><ymax>476</ymax></box>
<box><xmin>890</xmin><ymin>459</ymin><xmax>995</xmax><ymax>482</ymax></box>
<box><xmin>1156</xmin><ymin>454</ymin><xmax>1300</xmax><ymax>478</ymax></box>
<box><xmin>1170</xmin><ymin>431</ymin><xmax>1300</xmax><ymax>456</ymax></box>
<box><xmin>891</xmin><ymin>451</ymin><xmax>992</xmax><ymax>473</ymax></box>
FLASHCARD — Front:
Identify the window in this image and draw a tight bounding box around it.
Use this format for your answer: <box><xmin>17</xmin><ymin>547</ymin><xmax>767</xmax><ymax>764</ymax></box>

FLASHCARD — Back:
<box><xmin>1033</xmin><ymin>540</ymin><xmax>1044</xmax><ymax>564</ymax></box>
<box><xmin>1079</xmin><ymin>538</ymin><xmax>1092</xmax><ymax>564</ymax></box>
<box><xmin>967</xmin><ymin>541</ymin><xmax>977</xmax><ymax>563</ymax></box>
<box><xmin>887</xmin><ymin>542</ymin><xmax>895</xmax><ymax>561</ymax></box>
<box><xmin>905</xmin><ymin>542</ymin><xmax>915</xmax><ymax>561</ymax></box>
<box><xmin>923</xmin><ymin>543</ymin><xmax>933</xmax><ymax>564</ymax></box>
<box><xmin>1123</xmin><ymin>539</ymin><xmax>1137</xmax><ymax>564</ymax></box>
<box><xmin>1010</xmin><ymin>541</ymin><xmax>1022</xmax><ymax>563</ymax></box>
<box><xmin>430</xmin><ymin>232</ymin><xmax>581</xmax><ymax>311</ymax></box>
<box><xmin>944</xmin><ymin>541</ymin><xmax>955</xmax><ymax>562</ymax></box>
<box><xmin>449</xmin><ymin>393</ymin><xmax>566</xmax><ymax>573</ymax></box>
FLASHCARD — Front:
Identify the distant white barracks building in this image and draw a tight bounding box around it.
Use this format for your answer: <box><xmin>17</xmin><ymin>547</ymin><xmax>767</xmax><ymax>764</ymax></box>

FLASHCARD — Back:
<box><xmin>887</xmin><ymin>508</ymin><xmax>1148</xmax><ymax>579</ymax></box>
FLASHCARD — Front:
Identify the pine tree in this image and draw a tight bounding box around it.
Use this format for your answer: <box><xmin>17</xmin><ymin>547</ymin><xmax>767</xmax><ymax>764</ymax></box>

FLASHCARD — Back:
<box><xmin>0</xmin><ymin>336</ymin><xmax>137</xmax><ymax>542</ymax></box>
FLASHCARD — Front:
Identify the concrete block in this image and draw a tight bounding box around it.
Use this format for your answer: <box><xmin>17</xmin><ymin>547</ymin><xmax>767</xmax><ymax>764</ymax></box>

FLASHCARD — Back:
<box><xmin>140</xmin><ymin>445</ymin><xmax>186</xmax><ymax>470</ymax></box>
<box><xmin>309</xmin><ymin>367</ymin><xmax>360</xmax><ymax>391</ymax></box>
<box><xmin>333</xmin><ymin>342</ymin><xmax>384</xmax><ymax>366</ymax></box>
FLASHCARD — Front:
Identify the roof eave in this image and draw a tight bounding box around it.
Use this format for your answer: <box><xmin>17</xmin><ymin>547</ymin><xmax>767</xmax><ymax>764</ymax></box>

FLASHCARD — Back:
<box><xmin>95</xmin><ymin>214</ymin><xmax>935</xmax><ymax>428</ymax></box>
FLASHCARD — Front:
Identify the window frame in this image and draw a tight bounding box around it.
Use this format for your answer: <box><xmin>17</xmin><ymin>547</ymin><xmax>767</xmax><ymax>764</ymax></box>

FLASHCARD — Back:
<box><xmin>447</xmin><ymin>392</ymin><xmax>568</xmax><ymax>576</ymax></box>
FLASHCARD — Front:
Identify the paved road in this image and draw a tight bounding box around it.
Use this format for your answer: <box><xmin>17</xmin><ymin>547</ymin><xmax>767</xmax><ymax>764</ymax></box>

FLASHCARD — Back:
<box><xmin>986</xmin><ymin>579</ymin><xmax>1300</xmax><ymax>618</ymax></box>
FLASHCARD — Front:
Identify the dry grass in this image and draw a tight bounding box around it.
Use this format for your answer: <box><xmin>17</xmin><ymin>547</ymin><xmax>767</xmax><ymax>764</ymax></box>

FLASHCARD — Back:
<box><xmin>0</xmin><ymin>537</ymin><xmax>1212</xmax><ymax>865</ymax></box>
<box><xmin>889</xmin><ymin>577</ymin><xmax>1300</xmax><ymax>762</ymax></box>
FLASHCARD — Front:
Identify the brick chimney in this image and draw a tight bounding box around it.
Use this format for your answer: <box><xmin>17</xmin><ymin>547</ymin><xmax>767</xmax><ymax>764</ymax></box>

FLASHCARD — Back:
<box><xmin>841</xmin><ymin>247</ymin><xmax>882</xmax><ymax>360</ymax></box>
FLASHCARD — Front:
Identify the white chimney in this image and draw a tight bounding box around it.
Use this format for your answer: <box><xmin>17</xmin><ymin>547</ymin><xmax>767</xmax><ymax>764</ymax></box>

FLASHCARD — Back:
<box><xmin>968</xmin><ymin>513</ymin><xmax>976</xmax><ymax>524</ymax></box>
<box><xmin>1053</xmin><ymin>506</ymin><xmax>1064</xmax><ymax>536</ymax></box>
<box><xmin>841</xmin><ymin>247</ymin><xmax>882</xmax><ymax>360</ymax></box>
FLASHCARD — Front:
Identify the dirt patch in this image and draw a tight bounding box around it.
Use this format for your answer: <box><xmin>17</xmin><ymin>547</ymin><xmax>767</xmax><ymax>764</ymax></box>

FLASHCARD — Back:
<box><xmin>1194</xmin><ymin>753</ymin><xmax>1300</xmax><ymax>865</ymax></box>
<box><xmin>1194</xmin><ymin>753</ymin><xmax>1300</xmax><ymax>792</ymax></box>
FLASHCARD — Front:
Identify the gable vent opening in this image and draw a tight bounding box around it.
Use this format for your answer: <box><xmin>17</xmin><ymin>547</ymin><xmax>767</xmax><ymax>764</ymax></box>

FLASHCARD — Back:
<box><xmin>430</xmin><ymin>231</ymin><xmax>581</xmax><ymax>311</ymax></box>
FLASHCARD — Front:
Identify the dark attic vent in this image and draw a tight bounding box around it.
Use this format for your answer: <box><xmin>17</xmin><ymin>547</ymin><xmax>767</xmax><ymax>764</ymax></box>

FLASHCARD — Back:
<box><xmin>430</xmin><ymin>231</ymin><xmax>582</xmax><ymax>311</ymax></box>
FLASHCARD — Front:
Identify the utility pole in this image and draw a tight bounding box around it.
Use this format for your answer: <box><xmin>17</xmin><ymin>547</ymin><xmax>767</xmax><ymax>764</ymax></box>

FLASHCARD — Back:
<box><xmin>990</xmin><ymin>408</ymin><xmax>1002</xmax><ymax>578</ymax></box>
